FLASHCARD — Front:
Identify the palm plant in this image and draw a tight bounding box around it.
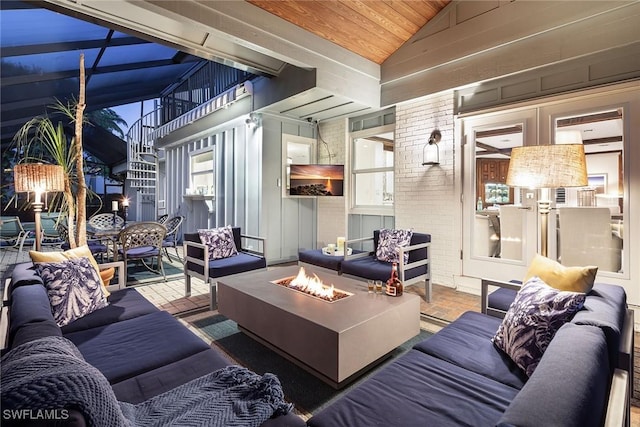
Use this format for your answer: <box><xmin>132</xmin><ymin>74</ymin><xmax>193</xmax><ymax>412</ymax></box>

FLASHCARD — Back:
<box><xmin>12</xmin><ymin>54</ymin><xmax>90</xmax><ymax>248</ymax></box>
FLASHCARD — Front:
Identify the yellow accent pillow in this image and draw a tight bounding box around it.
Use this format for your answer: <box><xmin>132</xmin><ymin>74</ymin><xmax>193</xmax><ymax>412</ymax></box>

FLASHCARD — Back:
<box><xmin>29</xmin><ymin>245</ymin><xmax>111</xmax><ymax>297</ymax></box>
<box><xmin>524</xmin><ymin>254</ymin><xmax>597</xmax><ymax>293</ymax></box>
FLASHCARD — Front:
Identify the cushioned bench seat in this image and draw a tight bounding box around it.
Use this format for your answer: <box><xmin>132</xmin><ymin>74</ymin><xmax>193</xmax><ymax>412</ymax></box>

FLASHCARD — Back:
<box><xmin>64</xmin><ymin>310</ymin><xmax>212</xmax><ymax>383</ymax></box>
<box><xmin>412</xmin><ymin>311</ymin><xmax>527</xmax><ymax>389</ymax></box>
<box><xmin>111</xmin><ymin>348</ymin><xmax>232</xmax><ymax>404</ymax></box>
<box><xmin>341</xmin><ymin>255</ymin><xmax>427</xmax><ymax>282</ymax></box>
<box><xmin>308</xmin><ymin>348</ymin><xmax>520</xmax><ymax>427</ymax></box>
<box><xmin>488</xmin><ymin>287</ymin><xmax>518</xmax><ymax>313</ymax></box>
<box><xmin>205</xmin><ymin>252</ymin><xmax>266</xmax><ymax>277</ymax></box>
<box><xmin>61</xmin><ymin>288</ymin><xmax>158</xmax><ymax>334</ymax></box>
<box><xmin>298</xmin><ymin>249</ymin><xmax>343</xmax><ymax>272</ymax></box>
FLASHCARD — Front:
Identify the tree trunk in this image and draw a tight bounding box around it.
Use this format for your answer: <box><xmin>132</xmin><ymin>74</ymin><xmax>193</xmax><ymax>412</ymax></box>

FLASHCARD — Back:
<box><xmin>64</xmin><ymin>179</ymin><xmax>77</xmax><ymax>249</ymax></box>
<box><xmin>74</xmin><ymin>54</ymin><xmax>87</xmax><ymax>246</ymax></box>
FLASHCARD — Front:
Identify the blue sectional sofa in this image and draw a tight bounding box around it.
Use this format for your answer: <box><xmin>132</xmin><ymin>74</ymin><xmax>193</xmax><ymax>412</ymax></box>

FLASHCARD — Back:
<box><xmin>1</xmin><ymin>262</ymin><xmax>305</xmax><ymax>427</ymax></box>
<box><xmin>307</xmin><ymin>281</ymin><xmax>632</xmax><ymax>427</ymax></box>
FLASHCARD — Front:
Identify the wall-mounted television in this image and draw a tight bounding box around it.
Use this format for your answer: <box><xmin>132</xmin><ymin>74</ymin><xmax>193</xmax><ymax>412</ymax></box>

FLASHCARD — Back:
<box><xmin>288</xmin><ymin>164</ymin><xmax>344</xmax><ymax>196</ymax></box>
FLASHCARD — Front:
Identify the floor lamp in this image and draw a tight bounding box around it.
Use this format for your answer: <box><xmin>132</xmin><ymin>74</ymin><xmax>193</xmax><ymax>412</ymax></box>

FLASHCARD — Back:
<box><xmin>14</xmin><ymin>163</ymin><xmax>65</xmax><ymax>251</ymax></box>
<box><xmin>505</xmin><ymin>144</ymin><xmax>588</xmax><ymax>257</ymax></box>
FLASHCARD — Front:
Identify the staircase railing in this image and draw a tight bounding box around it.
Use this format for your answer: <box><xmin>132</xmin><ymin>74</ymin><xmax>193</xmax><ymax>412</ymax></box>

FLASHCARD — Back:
<box><xmin>126</xmin><ymin>108</ymin><xmax>162</xmax><ymax>196</ymax></box>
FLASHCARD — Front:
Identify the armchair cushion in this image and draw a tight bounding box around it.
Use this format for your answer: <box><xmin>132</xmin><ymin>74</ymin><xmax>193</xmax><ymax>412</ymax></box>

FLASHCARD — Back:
<box><xmin>492</xmin><ymin>277</ymin><xmax>586</xmax><ymax>377</ymax></box>
<box><xmin>120</xmin><ymin>246</ymin><xmax>158</xmax><ymax>258</ymax></box>
<box><xmin>524</xmin><ymin>253</ymin><xmax>597</xmax><ymax>293</ymax></box>
<box><xmin>208</xmin><ymin>253</ymin><xmax>266</xmax><ymax>279</ymax></box>
<box><xmin>198</xmin><ymin>226</ymin><xmax>238</xmax><ymax>260</ymax></box>
<box><xmin>34</xmin><ymin>257</ymin><xmax>109</xmax><ymax>327</ymax></box>
<box><xmin>376</xmin><ymin>229</ymin><xmax>412</xmax><ymax>264</ymax></box>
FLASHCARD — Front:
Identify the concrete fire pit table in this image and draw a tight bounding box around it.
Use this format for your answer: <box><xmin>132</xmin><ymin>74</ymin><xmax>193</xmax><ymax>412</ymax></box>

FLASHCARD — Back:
<box><xmin>217</xmin><ymin>265</ymin><xmax>420</xmax><ymax>388</ymax></box>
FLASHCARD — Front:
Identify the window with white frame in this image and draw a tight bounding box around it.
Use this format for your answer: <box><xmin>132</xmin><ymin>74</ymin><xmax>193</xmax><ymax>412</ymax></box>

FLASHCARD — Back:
<box><xmin>352</xmin><ymin>132</ymin><xmax>394</xmax><ymax>208</ymax></box>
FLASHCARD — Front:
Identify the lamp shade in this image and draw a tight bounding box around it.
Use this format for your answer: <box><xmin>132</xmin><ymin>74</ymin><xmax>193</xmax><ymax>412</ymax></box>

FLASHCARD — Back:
<box><xmin>14</xmin><ymin>163</ymin><xmax>65</xmax><ymax>193</ymax></box>
<box><xmin>506</xmin><ymin>144</ymin><xmax>587</xmax><ymax>189</ymax></box>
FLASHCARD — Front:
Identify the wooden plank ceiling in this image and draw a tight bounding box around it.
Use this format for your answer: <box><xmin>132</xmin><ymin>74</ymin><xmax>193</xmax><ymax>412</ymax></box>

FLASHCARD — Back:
<box><xmin>247</xmin><ymin>0</ymin><xmax>451</xmax><ymax>64</ymax></box>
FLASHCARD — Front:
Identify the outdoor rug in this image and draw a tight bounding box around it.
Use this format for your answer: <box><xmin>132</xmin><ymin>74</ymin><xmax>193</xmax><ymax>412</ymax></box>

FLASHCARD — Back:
<box><xmin>126</xmin><ymin>258</ymin><xmax>183</xmax><ymax>284</ymax></box>
<box><xmin>186</xmin><ymin>312</ymin><xmax>433</xmax><ymax>416</ymax></box>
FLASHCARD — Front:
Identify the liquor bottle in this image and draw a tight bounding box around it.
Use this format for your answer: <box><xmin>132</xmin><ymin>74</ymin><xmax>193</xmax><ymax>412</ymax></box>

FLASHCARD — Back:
<box><xmin>477</xmin><ymin>197</ymin><xmax>483</xmax><ymax>211</ymax></box>
<box><xmin>385</xmin><ymin>262</ymin><xmax>403</xmax><ymax>297</ymax></box>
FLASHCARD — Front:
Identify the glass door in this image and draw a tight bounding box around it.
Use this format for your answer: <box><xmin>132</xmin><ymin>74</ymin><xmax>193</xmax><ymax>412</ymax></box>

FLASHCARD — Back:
<box><xmin>462</xmin><ymin>109</ymin><xmax>538</xmax><ymax>282</ymax></box>
<box><xmin>545</xmin><ymin>106</ymin><xmax>626</xmax><ymax>276</ymax></box>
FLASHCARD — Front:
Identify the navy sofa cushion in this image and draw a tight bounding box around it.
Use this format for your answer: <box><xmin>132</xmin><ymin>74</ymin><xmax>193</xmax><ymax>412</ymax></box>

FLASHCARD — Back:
<box><xmin>571</xmin><ymin>283</ymin><xmax>626</xmax><ymax>370</ymax></box>
<box><xmin>298</xmin><ymin>249</ymin><xmax>343</xmax><ymax>272</ymax></box>
<box><xmin>10</xmin><ymin>319</ymin><xmax>62</xmax><ymax>349</ymax></box>
<box><xmin>8</xmin><ymin>284</ymin><xmax>53</xmax><ymax>341</ymax></box>
<box><xmin>111</xmin><ymin>348</ymin><xmax>232</xmax><ymax>403</ymax></box>
<box><xmin>413</xmin><ymin>312</ymin><xmax>527</xmax><ymax>389</ymax></box>
<box><xmin>497</xmin><ymin>323</ymin><xmax>610</xmax><ymax>427</ymax></box>
<box><xmin>64</xmin><ymin>311</ymin><xmax>211</xmax><ymax>383</ymax></box>
<box><xmin>207</xmin><ymin>252</ymin><xmax>266</xmax><ymax>278</ymax></box>
<box><xmin>61</xmin><ymin>288</ymin><xmax>158</xmax><ymax>334</ymax></box>
<box><xmin>308</xmin><ymin>349</ymin><xmax>518</xmax><ymax>427</ymax></box>
<box><xmin>488</xmin><ymin>287</ymin><xmax>518</xmax><ymax>312</ymax></box>
<box><xmin>10</xmin><ymin>263</ymin><xmax>43</xmax><ymax>290</ymax></box>
<box><xmin>341</xmin><ymin>231</ymin><xmax>430</xmax><ymax>281</ymax></box>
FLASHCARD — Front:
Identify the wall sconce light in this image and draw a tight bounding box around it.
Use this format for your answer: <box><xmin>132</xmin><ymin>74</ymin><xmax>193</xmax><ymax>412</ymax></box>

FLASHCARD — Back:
<box><xmin>245</xmin><ymin>112</ymin><xmax>261</xmax><ymax>128</ymax></box>
<box><xmin>13</xmin><ymin>163</ymin><xmax>65</xmax><ymax>251</ymax></box>
<box><xmin>422</xmin><ymin>130</ymin><xmax>442</xmax><ymax>166</ymax></box>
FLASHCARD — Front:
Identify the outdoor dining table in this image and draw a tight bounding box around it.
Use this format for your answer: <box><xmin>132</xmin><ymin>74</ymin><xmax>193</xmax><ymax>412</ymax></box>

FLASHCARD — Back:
<box><xmin>87</xmin><ymin>224</ymin><xmax>125</xmax><ymax>261</ymax></box>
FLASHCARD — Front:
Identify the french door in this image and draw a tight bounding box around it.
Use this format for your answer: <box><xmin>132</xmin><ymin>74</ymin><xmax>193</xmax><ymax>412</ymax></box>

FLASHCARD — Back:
<box><xmin>461</xmin><ymin>109</ymin><xmax>539</xmax><ymax>282</ymax></box>
<box><xmin>461</xmin><ymin>84</ymin><xmax>635</xmax><ymax>293</ymax></box>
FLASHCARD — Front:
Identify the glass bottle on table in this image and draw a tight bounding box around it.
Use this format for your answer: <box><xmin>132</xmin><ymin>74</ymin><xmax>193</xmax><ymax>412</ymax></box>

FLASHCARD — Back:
<box><xmin>385</xmin><ymin>262</ymin><xmax>403</xmax><ymax>297</ymax></box>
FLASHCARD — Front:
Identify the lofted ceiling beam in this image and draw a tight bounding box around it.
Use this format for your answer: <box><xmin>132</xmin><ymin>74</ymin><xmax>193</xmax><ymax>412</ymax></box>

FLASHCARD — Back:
<box><xmin>1</xmin><ymin>58</ymin><xmax>201</xmax><ymax>87</ymax></box>
<box><xmin>1</xmin><ymin>36</ymin><xmax>150</xmax><ymax>57</ymax></box>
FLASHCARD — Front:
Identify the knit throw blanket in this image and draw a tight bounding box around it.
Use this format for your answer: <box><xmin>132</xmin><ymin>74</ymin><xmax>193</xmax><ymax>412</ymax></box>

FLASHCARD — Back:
<box><xmin>2</xmin><ymin>336</ymin><xmax>293</xmax><ymax>427</ymax></box>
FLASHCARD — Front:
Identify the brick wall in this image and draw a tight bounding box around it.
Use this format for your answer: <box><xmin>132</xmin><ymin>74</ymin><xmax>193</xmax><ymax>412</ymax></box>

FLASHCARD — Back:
<box><xmin>316</xmin><ymin>94</ymin><xmax>459</xmax><ymax>287</ymax></box>
<box><xmin>317</xmin><ymin>119</ymin><xmax>347</xmax><ymax>247</ymax></box>
<box><xmin>394</xmin><ymin>91</ymin><xmax>458</xmax><ymax>287</ymax></box>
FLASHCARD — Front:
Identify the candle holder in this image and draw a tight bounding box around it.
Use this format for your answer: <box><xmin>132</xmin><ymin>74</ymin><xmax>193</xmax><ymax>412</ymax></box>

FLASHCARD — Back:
<box><xmin>122</xmin><ymin>198</ymin><xmax>129</xmax><ymax>226</ymax></box>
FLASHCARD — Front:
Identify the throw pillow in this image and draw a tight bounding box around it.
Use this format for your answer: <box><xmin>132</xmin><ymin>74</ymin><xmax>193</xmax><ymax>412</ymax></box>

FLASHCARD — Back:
<box><xmin>524</xmin><ymin>253</ymin><xmax>597</xmax><ymax>293</ymax></box>
<box><xmin>34</xmin><ymin>257</ymin><xmax>109</xmax><ymax>327</ymax></box>
<box><xmin>30</xmin><ymin>245</ymin><xmax>111</xmax><ymax>297</ymax></box>
<box><xmin>492</xmin><ymin>277</ymin><xmax>586</xmax><ymax>377</ymax></box>
<box><xmin>376</xmin><ymin>229</ymin><xmax>413</xmax><ymax>264</ymax></box>
<box><xmin>198</xmin><ymin>226</ymin><xmax>238</xmax><ymax>260</ymax></box>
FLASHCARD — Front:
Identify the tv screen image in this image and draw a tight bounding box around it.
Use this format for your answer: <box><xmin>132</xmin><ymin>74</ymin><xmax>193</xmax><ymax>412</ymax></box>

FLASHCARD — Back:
<box><xmin>289</xmin><ymin>164</ymin><xmax>344</xmax><ymax>196</ymax></box>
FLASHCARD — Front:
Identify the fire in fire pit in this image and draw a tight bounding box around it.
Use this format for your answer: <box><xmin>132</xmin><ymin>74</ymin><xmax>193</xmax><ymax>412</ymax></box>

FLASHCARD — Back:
<box><xmin>272</xmin><ymin>267</ymin><xmax>352</xmax><ymax>302</ymax></box>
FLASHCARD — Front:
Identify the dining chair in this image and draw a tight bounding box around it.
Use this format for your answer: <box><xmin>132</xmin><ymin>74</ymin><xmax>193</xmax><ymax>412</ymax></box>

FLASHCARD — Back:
<box><xmin>558</xmin><ymin>207</ymin><xmax>622</xmax><ymax>273</ymax></box>
<box><xmin>117</xmin><ymin>221</ymin><xmax>167</xmax><ymax>281</ymax></box>
<box><xmin>88</xmin><ymin>213</ymin><xmax>124</xmax><ymax>231</ymax></box>
<box><xmin>162</xmin><ymin>215</ymin><xmax>184</xmax><ymax>262</ymax></box>
<box><xmin>57</xmin><ymin>221</ymin><xmax>109</xmax><ymax>261</ymax></box>
<box><xmin>157</xmin><ymin>214</ymin><xmax>169</xmax><ymax>225</ymax></box>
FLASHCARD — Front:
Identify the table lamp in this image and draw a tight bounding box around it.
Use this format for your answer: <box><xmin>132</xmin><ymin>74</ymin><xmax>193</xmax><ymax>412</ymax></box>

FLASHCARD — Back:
<box><xmin>14</xmin><ymin>163</ymin><xmax>65</xmax><ymax>251</ymax></box>
<box><xmin>506</xmin><ymin>143</ymin><xmax>587</xmax><ymax>257</ymax></box>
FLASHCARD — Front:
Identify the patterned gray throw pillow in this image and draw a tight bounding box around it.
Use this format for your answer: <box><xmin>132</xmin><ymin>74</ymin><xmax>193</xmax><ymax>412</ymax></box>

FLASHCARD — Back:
<box><xmin>492</xmin><ymin>276</ymin><xmax>586</xmax><ymax>377</ymax></box>
<box><xmin>376</xmin><ymin>229</ymin><xmax>413</xmax><ymax>264</ymax></box>
<box><xmin>198</xmin><ymin>226</ymin><xmax>238</xmax><ymax>260</ymax></box>
<box><xmin>35</xmin><ymin>257</ymin><xmax>109</xmax><ymax>327</ymax></box>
